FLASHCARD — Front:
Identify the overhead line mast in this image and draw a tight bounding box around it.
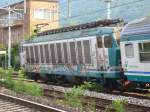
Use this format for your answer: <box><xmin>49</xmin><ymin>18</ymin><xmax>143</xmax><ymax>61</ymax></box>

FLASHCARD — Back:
<box><xmin>68</xmin><ymin>0</ymin><xmax>72</xmax><ymax>17</ymax></box>
<box><xmin>104</xmin><ymin>0</ymin><xmax>113</xmax><ymax>19</ymax></box>
<box><xmin>7</xmin><ymin>0</ymin><xmax>26</xmax><ymax>67</ymax></box>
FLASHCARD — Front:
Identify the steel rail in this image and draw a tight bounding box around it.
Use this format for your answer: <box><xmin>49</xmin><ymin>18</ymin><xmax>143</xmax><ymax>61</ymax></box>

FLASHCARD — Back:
<box><xmin>0</xmin><ymin>93</ymin><xmax>67</xmax><ymax>112</ymax></box>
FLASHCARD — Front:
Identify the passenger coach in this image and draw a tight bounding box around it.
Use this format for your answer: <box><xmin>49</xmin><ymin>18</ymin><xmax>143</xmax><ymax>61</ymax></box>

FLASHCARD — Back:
<box><xmin>121</xmin><ymin>17</ymin><xmax>150</xmax><ymax>84</ymax></box>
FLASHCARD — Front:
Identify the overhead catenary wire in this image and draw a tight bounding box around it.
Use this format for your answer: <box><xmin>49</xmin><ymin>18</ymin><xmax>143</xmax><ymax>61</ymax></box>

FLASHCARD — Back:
<box><xmin>40</xmin><ymin>0</ymin><xmax>148</xmax><ymax>25</ymax></box>
<box><xmin>1</xmin><ymin>0</ymin><xmax>148</xmax><ymax>24</ymax></box>
<box><xmin>62</xmin><ymin>0</ymin><xmax>146</xmax><ymax>19</ymax></box>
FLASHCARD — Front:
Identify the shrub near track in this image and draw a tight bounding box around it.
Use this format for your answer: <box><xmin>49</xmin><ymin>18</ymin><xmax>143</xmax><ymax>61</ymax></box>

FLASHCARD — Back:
<box><xmin>0</xmin><ymin>67</ymin><xmax>43</xmax><ymax>97</ymax></box>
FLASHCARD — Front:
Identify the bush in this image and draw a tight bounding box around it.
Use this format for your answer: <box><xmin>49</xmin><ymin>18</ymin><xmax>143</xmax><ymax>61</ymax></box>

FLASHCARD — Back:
<box><xmin>24</xmin><ymin>82</ymin><xmax>43</xmax><ymax>97</ymax></box>
<box><xmin>64</xmin><ymin>82</ymin><xmax>95</xmax><ymax>110</ymax></box>
<box><xmin>4</xmin><ymin>66</ymin><xmax>14</xmax><ymax>79</ymax></box>
<box><xmin>65</xmin><ymin>86</ymin><xmax>83</xmax><ymax>108</ymax></box>
<box><xmin>18</xmin><ymin>67</ymin><xmax>25</xmax><ymax>79</ymax></box>
<box><xmin>112</xmin><ymin>100</ymin><xmax>127</xmax><ymax>112</ymax></box>
<box><xmin>13</xmin><ymin>80</ymin><xmax>25</xmax><ymax>93</ymax></box>
<box><xmin>0</xmin><ymin>67</ymin><xmax>5</xmax><ymax>79</ymax></box>
<box><xmin>0</xmin><ymin>67</ymin><xmax>43</xmax><ymax>97</ymax></box>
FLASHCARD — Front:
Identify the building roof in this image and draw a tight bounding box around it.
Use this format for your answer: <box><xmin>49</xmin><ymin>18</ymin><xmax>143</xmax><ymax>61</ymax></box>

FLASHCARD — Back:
<box><xmin>0</xmin><ymin>9</ymin><xmax>8</xmax><ymax>15</ymax></box>
<box><xmin>0</xmin><ymin>0</ymin><xmax>58</xmax><ymax>16</ymax></box>
<box><xmin>1</xmin><ymin>0</ymin><xmax>58</xmax><ymax>8</ymax></box>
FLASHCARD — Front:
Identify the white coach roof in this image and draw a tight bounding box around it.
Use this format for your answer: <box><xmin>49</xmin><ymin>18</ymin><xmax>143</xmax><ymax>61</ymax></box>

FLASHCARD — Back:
<box><xmin>121</xmin><ymin>17</ymin><xmax>150</xmax><ymax>36</ymax></box>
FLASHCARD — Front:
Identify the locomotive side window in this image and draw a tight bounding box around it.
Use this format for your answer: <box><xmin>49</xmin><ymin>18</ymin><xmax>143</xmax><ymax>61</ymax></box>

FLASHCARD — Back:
<box><xmin>44</xmin><ymin>44</ymin><xmax>50</xmax><ymax>63</ymax></box>
<box><xmin>63</xmin><ymin>43</ymin><xmax>68</xmax><ymax>64</ymax></box>
<box><xmin>77</xmin><ymin>41</ymin><xmax>83</xmax><ymax>64</ymax></box>
<box><xmin>26</xmin><ymin>46</ymin><xmax>30</xmax><ymax>63</ymax></box>
<box><xmin>40</xmin><ymin>45</ymin><xmax>45</xmax><ymax>63</ymax></box>
<box><xmin>70</xmin><ymin>42</ymin><xmax>77</xmax><ymax>64</ymax></box>
<box><xmin>97</xmin><ymin>37</ymin><xmax>102</xmax><ymax>48</ymax></box>
<box><xmin>34</xmin><ymin>45</ymin><xmax>39</xmax><ymax>63</ymax></box>
<box><xmin>83</xmin><ymin>40</ymin><xmax>91</xmax><ymax>64</ymax></box>
<box><xmin>30</xmin><ymin>46</ymin><xmax>34</xmax><ymax>63</ymax></box>
<box><xmin>50</xmin><ymin>44</ymin><xmax>56</xmax><ymax>64</ymax></box>
<box><xmin>125</xmin><ymin>43</ymin><xmax>134</xmax><ymax>58</ymax></box>
<box><xmin>104</xmin><ymin>36</ymin><xmax>112</xmax><ymax>48</ymax></box>
<box><xmin>139</xmin><ymin>42</ymin><xmax>150</xmax><ymax>62</ymax></box>
<box><xmin>56</xmin><ymin>43</ymin><xmax>63</xmax><ymax>63</ymax></box>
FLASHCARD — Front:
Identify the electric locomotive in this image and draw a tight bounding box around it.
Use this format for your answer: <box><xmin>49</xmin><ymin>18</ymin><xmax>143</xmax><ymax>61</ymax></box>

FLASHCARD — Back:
<box><xmin>20</xmin><ymin>19</ymin><xmax>123</xmax><ymax>87</ymax></box>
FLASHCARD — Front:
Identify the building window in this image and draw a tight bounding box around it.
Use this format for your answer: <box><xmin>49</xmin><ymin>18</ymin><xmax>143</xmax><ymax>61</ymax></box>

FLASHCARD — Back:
<box><xmin>34</xmin><ymin>9</ymin><xmax>56</xmax><ymax>20</ymax></box>
<box><xmin>125</xmin><ymin>43</ymin><xmax>134</xmax><ymax>58</ymax></box>
<box><xmin>139</xmin><ymin>42</ymin><xmax>150</xmax><ymax>62</ymax></box>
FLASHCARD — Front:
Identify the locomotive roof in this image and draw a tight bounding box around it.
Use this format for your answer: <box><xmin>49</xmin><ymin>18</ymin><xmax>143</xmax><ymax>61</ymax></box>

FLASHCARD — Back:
<box><xmin>121</xmin><ymin>17</ymin><xmax>150</xmax><ymax>41</ymax></box>
<box><xmin>23</xmin><ymin>19</ymin><xmax>123</xmax><ymax>44</ymax></box>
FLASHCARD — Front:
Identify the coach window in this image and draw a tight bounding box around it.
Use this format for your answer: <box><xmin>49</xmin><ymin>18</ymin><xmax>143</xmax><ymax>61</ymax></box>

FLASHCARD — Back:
<box><xmin>139</xmin><ymin>42</ymin><xmax>150</xmax><ymax>62</ymax></box>
<box><xmin>104</xmin><ymin>36</ymin><xmax>112</xmax><ymax>48</ymax></box>
<box><xmin>125</xmin><ymin>43</ymin><xmax>134</xmax><ymax>58</ymax></box>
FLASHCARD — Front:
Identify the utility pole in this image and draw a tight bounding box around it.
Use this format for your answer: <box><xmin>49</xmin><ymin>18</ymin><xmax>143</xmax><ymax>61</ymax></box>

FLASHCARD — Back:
<box><xmin>104</xmin><ymin>0</ymin><xmax>113</xmax><ymax>19</ymax></box>
<box><xmin>8</xmin><ymin>6</ymin><xmax>11</xmax><ymax>67</ymax></box>
<box><xmin>24</xmin><ymin>0</ymin><xmax>27</xmax><ymax>14</ymax></box>
<box><xmin>67</xmin><ymin>0</ymin><xmax>71</xmax><ymax>17</ymax></box>
<box><xmin>0</xmin><ymin>0</ymin><xmax>26</xmax><ymax>67</ymax></box>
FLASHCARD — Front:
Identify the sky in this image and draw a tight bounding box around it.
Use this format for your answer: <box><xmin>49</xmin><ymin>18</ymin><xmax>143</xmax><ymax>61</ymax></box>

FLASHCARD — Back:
<box><xmin>0</xmin><ymin>0</ymin><xmax>150</xmax><ymax>26</ymax></box>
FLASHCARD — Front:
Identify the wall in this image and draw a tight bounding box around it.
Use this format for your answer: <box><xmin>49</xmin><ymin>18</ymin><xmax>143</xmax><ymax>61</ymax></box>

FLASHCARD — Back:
<box><xmin>29</xmin><ymin>0</ymin><xmax>59</xmax><ymax>33</ymax></box>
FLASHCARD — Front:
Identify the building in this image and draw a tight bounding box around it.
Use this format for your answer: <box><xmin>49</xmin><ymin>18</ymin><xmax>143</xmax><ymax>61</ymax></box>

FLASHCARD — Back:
<box><xmin>0</xmin><ymin>0</ymin><xmax>59</xmax><ymax>47</ymax></box>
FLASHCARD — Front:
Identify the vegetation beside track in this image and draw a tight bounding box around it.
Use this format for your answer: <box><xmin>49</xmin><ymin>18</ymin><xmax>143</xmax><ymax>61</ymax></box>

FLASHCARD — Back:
<box><xmin>0</xmin><ymin>67</ymin><xmax>149</xmax><ymax>112</ymax></box>
<box><xmin>0</xmin><ymin>67</ymin><xmax>43</xmax><ymax>97</ymax></box>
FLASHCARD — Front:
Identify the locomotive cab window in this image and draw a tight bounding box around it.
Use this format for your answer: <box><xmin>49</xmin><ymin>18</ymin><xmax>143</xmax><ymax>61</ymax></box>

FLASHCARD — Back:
<box><xmin>139</xmin><ymin>42</ymin><xmax>150</xmax><ymax>62</ymax></box>
<box><xmin>104</xmin><ymin>36</ymin><xmax>112</xmax><ymax>48</ymax></box>
<box><xmin>97</xmin><ymin>37</ymin><xmax>102</xmax><ymax>48</ymax></box>
<box><xmin>125</xmin><ymin>43</ymin><xmax>134</xmax><ymax>58</ymax></box>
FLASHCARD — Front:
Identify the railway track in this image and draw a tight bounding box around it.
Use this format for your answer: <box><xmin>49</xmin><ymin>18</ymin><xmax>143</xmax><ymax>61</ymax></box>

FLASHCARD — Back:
<box><xmin>12</xmin><ymin>77</ymin><xmax>150</xmax><ymax>111</ymax></box>
<box><xmin>0</xmin><ymin>98</ymin><xmax>40</xmax><ymax>112</ymax></box>
<box><xmin>0</xmin><ymin>93</ymin><xmax>67</xmax><ymax>112</ymax></box>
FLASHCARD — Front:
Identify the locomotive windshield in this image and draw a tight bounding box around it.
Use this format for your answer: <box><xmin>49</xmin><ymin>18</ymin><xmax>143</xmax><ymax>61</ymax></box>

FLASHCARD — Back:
<box><xmin>97</xmin><ymin>36</ymin><xmax>112</xmax><ymax>48</ymax></box>
<box><xmin>104</xmin><ymin>36</ymin><xmax>112</xmax><ymax>48</ymax></box>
